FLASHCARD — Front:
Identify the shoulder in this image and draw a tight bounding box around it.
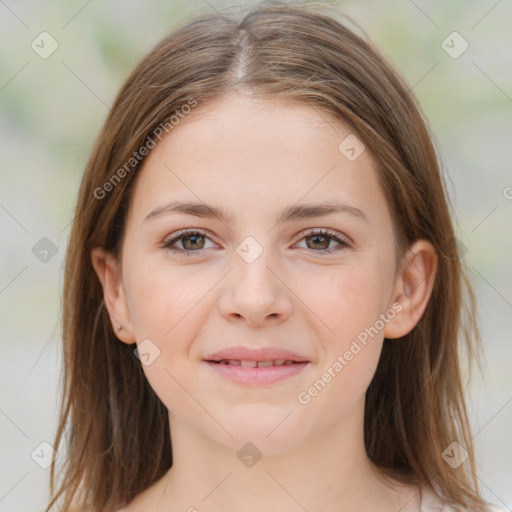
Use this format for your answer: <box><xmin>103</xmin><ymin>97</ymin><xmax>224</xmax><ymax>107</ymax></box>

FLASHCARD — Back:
<box><xmin>419</xmin><ymin>485</ymin><xmax>509</xmax><ymax>512</ymax></box>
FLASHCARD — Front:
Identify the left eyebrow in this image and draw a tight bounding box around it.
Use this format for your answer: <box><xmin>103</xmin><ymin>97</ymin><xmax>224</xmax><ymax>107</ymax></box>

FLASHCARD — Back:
<box><xmin>143</xmin><ymin>200</ymin><xmax>369</xmax><ymax>224</ymax></box>
<box><xmin>276</xmin><ymin>201</ymin><xmax>369</xmax><ymax>224</ymax></box>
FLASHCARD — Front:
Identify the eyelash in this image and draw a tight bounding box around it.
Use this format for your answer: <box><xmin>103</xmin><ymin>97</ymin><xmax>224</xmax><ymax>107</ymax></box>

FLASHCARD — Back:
<box><xmin>162</xmin><ymin>228</ymin><xmax>350</xmax><ymax>257</ymax></box>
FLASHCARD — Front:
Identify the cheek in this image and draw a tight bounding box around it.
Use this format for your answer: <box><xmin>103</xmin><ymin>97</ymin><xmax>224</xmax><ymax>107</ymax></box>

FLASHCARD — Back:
<box><xmin>124</xmin><ymin>261</ymin><xmax>216</xmax><ymax>374</ymax></box>
<box><xmin>126</xmin><ymin>261</ymin><xmax>210</xmax><ymax>340</ymax></box>
<box><xmin>124</xmin><ymin>265</ymin><xmax>214</xmax><ymax>412</ymax></box>
<box><xmin>294</xmin><ymin>263</ymin><xmax>390</xmax><ymax>411</ymax></box>
<box><xmin>293</xmin><ymin>258</ymin><xmax>393</xmax><ymax>344</ymax></box>
<box><xmin>297</xmin><ymin>342</ymin><xmax>383</xmax><ymax>431</ymax></box>
<box><xmin>295</xmin><ymin>253</ymin><xmax>395</xmax><ymax>415</ymax></box>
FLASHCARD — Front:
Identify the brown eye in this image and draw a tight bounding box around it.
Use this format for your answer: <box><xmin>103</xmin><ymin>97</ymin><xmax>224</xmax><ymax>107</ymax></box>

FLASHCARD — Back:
<box><xmin>163</xmin><ymin>229</ymin><xmax>215</xmax><ymax>255</ymax></box>
<box><xmin>305</xmin><ymin>234</ymin><xmax>331</xmax><ymax>250</ymax></box>
<box><xmin>296</xmin><ymin>229</ymin><xmax>349</xmax><ymax>253</ymax></box>
<box><xmin>181</xmin><ymin>234</ymin><xmax>205</xmax><ymax>250</ymax></box>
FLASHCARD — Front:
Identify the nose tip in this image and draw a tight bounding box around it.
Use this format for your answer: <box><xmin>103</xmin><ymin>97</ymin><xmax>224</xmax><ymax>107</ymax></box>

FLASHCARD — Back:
<box><xmin>218</xmin><ymin>256</ymin><xmax>293</xmax><ymax>326</ymax></box>
<box><xmin>233</xmin><ymin>310</ymin><xmax>280</xmax><ymax>326</ymax></box>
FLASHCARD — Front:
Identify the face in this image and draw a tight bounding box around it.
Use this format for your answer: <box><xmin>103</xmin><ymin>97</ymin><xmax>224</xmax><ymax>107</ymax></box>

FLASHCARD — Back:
<box><xmin>102</xmin><ymin>95</ymin><xmax>406</xmax><ymax>454</ymax></box>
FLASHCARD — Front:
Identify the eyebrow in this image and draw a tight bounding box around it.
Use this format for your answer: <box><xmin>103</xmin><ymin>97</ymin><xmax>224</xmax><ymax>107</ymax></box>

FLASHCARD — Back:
<box><xmin>144</xmin><ymin>200</ymin><xmax>369</xmax><ymax>225</ymax></box>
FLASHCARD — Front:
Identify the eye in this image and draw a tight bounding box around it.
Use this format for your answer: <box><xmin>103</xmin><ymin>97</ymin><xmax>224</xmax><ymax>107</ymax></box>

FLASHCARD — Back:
<box><xmin>163</xmin><ymin>229</ymin><xmax>216</xmax><ymax>256</ymax></box>
<box><xmin>295</xmin><ymin>228</ymin><xmax>350</xmax><ymax>254</ymax></box>
<box><xmin>163</xmin><ymin>227</ymin><xmax>350</xmax><ymax>257</ymax></box>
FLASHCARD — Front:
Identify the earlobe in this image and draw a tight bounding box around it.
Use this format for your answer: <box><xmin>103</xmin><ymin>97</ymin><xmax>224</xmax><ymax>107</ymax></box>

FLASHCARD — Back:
<box><xmin>90</xmin><ymin>246</ymin><xmax>136</xmax><ymax>344</ymax></box>
<box><xmin>384</xmin><ymin>239</ymin><xmax>438</xmax><ymax>340</ymax></box>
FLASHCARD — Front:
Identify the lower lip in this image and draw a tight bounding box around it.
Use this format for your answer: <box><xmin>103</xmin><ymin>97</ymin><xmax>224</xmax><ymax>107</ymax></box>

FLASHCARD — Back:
<box><xmin>204</xmin><ymin>361</ymin><xmax>310</xmax><ymax>386</ymax></box>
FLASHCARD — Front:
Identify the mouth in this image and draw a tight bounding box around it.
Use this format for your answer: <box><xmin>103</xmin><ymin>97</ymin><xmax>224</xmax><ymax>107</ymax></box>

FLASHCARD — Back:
<box><xmin>203</xmin><ymin>346</ymin><xmax>310</xmax><ymax>386</ymax></box>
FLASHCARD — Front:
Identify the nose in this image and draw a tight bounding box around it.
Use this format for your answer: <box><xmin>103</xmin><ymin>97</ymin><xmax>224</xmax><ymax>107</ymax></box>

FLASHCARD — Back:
<box><xmin>218</xmin><ymin>251</ymin><xmax>293</xmax><ymax>327</ymax></box>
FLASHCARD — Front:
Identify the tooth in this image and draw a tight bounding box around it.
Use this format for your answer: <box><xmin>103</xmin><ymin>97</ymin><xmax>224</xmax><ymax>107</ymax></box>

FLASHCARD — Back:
<box><xmin>217</xmin><ymin>359</ymin><xmax>300</xmax><ymax>367</ymax></box>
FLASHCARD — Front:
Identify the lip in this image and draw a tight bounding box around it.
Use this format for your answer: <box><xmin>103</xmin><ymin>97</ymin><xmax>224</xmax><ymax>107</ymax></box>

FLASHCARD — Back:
<box><xmin>204</xmin><ymin>360</ymin><xmax>310</xmax><ymax>386</ymax></box>
<box><xmin>203</xmin><ymin>346</ymin><xmax>311</xmax><ymax>386</ymax></box>
<box><xmin>204</xmin><ymin>346</ymin><xmax>309</xmax><ymax>363</ymax></box>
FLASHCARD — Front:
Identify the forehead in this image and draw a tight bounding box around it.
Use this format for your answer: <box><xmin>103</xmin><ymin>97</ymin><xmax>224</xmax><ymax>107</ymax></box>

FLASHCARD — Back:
<box><xmin>126</xmin><ymin>95</ymin><xmax>387</xmax><ymax>227</ymax></box>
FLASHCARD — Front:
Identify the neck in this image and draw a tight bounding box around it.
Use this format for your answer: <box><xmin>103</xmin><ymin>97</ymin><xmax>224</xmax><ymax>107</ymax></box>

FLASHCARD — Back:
<box><xmin>146</xmin><ymin>400</ymin><xmax>418</xmax><ymax>512</ymax></box>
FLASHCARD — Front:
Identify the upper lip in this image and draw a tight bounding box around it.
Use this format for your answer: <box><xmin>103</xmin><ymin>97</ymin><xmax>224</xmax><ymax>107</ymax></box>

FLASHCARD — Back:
<box><xmin>204</xmin><ymin>347</ymin><xmax>310</xmax><ymax>363</ymax></box>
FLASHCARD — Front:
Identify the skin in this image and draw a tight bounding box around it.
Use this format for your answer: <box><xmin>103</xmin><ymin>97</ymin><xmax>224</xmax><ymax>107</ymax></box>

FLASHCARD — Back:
<box><xmin>92</xmin><ymin>94</ymin><xmax>437</xmax><ymax>512</ymax></box>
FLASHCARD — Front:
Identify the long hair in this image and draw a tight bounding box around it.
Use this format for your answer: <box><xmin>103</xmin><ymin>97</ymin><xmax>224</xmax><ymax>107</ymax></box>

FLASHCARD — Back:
<box><xmin>47</xmin><ymin>2</ymin><xmax>486</xmax><ymax>510</ymax></box>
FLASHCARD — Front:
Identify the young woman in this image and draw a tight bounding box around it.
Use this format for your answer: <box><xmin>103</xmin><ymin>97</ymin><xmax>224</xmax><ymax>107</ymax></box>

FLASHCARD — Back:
<box><xmin>46</xmin><ymin>2</ymin><xmax>506</xmax><ymax>511</ymax></box>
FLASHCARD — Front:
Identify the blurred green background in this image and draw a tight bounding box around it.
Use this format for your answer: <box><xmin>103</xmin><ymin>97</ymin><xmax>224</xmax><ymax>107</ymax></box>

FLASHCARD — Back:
<box><xmin>0</xmin><ymin>0</ymin><xmax>510</xmax><ymax>510</ymax></box>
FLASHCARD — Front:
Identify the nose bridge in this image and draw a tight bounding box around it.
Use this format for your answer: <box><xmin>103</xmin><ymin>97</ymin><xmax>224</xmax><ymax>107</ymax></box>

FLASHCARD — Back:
<box><xmin>233</xmin><ymin>236</ymin><xmax>279</xmax><ymax>300</ymax></box>
<box><xmin>219</xmin><ymin>235</ymin><xmax>292</xmax><ymax>324</ymax></box>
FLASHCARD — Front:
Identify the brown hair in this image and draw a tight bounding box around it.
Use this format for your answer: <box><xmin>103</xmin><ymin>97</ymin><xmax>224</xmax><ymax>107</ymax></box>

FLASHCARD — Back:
<box><xmin>47</xmin><ymin>2</ymin><xmax>487</xmax><ymax>510</ymax></box>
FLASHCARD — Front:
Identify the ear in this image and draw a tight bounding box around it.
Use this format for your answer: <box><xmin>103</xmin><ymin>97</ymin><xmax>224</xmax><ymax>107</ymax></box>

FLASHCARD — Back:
<box><xmin>91</xmin><ymin>246</ymin><xmax>136</xmax><ymax>344</ymax></box>
<box><xmin>384</xmin><ymin>239</ymin><xmax>438</xmax><ymax>339</ymax></box>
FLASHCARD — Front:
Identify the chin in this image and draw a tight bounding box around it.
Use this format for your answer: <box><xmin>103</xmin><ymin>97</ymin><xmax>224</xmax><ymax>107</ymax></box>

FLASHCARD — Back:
<box><xmin>210</xmin><ymin>405</ymin><xmax>308</xmax><ymax>456</ymax></box>
<box><xmin>218</xmin><ymin>431</ymin><xmax>304</xmax><ymax>458</ymax></box>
